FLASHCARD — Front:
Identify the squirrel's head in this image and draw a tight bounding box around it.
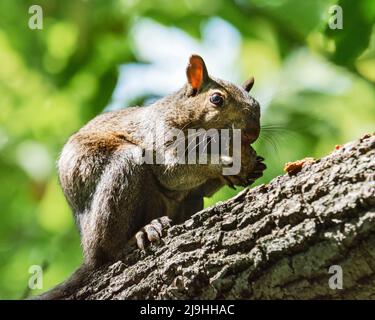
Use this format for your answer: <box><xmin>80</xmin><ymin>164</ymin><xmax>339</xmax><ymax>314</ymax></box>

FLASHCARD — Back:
<box><xmin>182</xmin><ymin>54</ymin><xmax>260</xmax><ymax>144</ymax></box>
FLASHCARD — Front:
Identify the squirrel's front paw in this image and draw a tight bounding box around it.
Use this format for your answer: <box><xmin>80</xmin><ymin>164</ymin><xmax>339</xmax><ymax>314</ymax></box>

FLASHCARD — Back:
<box><xmin>135</xmin><ymin>216</ymin><xmax>172</xmax><ymax>250</ymax></box>
<box><xmin>247</xmin><ymin>155</ymin><xmax>266</xmax><ymax>182</ymax></box>
<box><xmin>224</xmin><ymin>155</ymin><xmax>266</xmax><ymax>188</ymax></box>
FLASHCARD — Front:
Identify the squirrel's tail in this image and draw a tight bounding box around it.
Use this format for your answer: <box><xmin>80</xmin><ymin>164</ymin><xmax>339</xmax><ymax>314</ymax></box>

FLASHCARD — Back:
<box><xmin>31</xmin><ymin>264</ymin><xmax>93</xmax><ymax>300</ymax></box>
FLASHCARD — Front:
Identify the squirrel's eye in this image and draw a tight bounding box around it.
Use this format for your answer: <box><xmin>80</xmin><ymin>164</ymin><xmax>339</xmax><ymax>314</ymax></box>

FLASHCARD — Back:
<box><xmin>210</xmin><ymin>93</ymin><xmax>224</xmax><ymax>107</ymax></box>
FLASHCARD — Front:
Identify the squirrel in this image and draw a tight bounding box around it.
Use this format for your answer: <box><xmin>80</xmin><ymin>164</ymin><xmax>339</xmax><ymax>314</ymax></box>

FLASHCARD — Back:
<box><xmin>38</xmin><ymin>55</ymin><xmax>266</xmax><ymax>299</ymax></box>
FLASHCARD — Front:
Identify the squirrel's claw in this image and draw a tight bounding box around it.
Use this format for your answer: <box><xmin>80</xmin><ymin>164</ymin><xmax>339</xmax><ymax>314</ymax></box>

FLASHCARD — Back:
<box><xmin>135</xmin><ymin>231</ymin><xmax>146</xmax><ymax>251</ymax></box>
<box><xmin>248</xmin><ymin>157</ymin><xmax>267</xmax><ymax>182</ymax></box>
<box><xmin>222</xmin><ymin>176</ymin><xmax>237</xmax><ymax>190</ymax></box>
<box><xmin>135</xmin><ymin>216</ymin><xmax>172</xmax><ymax>251</ymax></box>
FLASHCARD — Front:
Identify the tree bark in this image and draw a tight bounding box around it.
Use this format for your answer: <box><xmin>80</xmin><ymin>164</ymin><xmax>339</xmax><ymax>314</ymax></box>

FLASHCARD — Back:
<box><xmin>43</xmin><ymin>134</ymin><xmax>375</xmax><ymax>299</ymax></box>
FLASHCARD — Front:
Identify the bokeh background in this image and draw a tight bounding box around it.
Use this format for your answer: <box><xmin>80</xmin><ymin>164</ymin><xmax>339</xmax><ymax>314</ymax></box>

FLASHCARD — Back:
<box><xmin>0</xmin><ymin>0</ymin><xmax>374</xmax><ymax>299</ymax></box>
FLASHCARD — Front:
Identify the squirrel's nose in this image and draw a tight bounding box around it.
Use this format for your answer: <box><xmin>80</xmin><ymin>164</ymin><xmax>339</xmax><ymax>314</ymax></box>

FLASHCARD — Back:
<box><xmin>243</xmin><ymin>122</ymin><xmax>260</xmax><ymax>144</ymax></box>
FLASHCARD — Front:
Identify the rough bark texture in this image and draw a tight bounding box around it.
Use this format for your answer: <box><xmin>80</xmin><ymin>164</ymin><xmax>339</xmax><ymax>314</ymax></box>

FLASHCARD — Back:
<box><xmin>46</xmin><ymin>134</ymin><xmax>375</xmax><ymax>299</ymax></box>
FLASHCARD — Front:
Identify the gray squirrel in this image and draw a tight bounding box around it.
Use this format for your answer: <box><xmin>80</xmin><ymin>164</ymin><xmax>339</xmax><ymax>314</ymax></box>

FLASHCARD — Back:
<box><xmin>39</xmin><ymin>55</ymin><xmax>265</xmax><ymax>299</ymax></box>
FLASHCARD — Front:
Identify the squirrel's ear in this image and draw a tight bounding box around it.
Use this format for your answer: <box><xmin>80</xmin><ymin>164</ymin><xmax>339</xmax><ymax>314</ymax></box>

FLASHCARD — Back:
<box><xmin>186</xmin><ymin>54</ymin><xmax>209</xmax><ymax>94</ymax></box>
<box><xmin>243</xmin><ymin>77</ymin><xmax>255</xmax><ymax>93</ymax></box>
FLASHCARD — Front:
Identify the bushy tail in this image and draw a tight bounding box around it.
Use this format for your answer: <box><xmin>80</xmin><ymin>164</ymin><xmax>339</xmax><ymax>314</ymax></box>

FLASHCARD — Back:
<box><xmin>31</xmin><ymin>264</ymin><xmax>93</xmax><ymax>300</ymax></box>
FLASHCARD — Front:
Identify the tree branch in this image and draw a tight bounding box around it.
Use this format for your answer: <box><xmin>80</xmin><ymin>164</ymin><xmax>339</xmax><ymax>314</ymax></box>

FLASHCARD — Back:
<box><xmin>40</xmin><ymin>134</ymin><xmax>375</xmax><ymax>299</ymax></box>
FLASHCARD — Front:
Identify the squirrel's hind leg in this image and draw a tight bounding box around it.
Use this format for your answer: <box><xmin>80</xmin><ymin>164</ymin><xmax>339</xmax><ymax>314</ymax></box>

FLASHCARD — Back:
<box><xmin>80</xmin><ymin>146</ymin><xmax>148</xmax><ymax>267</ymax></box>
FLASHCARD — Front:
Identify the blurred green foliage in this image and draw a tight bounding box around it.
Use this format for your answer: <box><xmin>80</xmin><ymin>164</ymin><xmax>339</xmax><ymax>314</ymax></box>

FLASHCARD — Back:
<box><xmin>0</xmin><ymin>0</ymin><xmax>374</xmax><ymax>299</ymax></box>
